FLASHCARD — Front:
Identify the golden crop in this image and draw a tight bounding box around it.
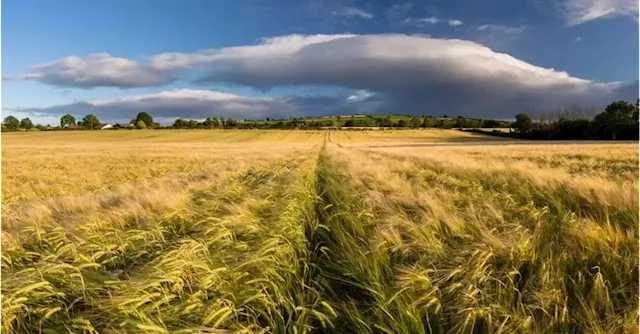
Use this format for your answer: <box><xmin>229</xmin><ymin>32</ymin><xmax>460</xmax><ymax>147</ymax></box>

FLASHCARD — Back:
<box><xmin>1</xmin><ymin>130</ymin><xmax>637</xmax><ymax>333</ymax></box>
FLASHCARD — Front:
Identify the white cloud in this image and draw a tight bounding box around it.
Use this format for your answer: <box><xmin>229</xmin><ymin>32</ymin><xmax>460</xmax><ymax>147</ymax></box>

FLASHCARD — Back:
<box><xmin>561</xmin><ymin>0</ymin><xmax>639</xmax><ymax>26</ymax></box>
<box><xmin>420</xmin><ymin>17</ymin><xmax>440</xmax><ymax>24</ymax></box>
<box><xmin>3</xmin><ymin>53</ymin><xmax>174</xmax><ymax>88</ymax></box>
<box><xmin>191</xmin><ymin>34</ymin><xmax>637</xmax><ymax>117</ymax></box>
<box><xmin>403</xmin><ymin>17</ymin><xmax>464</xmax><ymax>27</ymax></box>
<box><xmin>346</xmin><ymin>90</ymin><xmax>374</xmax><ymax>102</ymax></box>
<box><xmin>575</xmin><ymin>36</ymin><xmax>583</xmax><ymax>42</ymax></box>
<box><xmin>5</xmin><ymin>34</ymin><xmax>638</xmax><ymax>118</ymax></box>
<box><xmin>477</xmin><ymin>24</ymin><xmax>526</xmax><ymax>34</ymax></box>
<box><xmin>403</xmin><ymin>17</ymin><xmax>440</xmax><ymax>26</ymax></box>
<box><xmin>4</xmin><ymin>89</ymin><xmax>301</xmax><ymax>123</ymax></box>
<box><xmin>149</xmin><ymin>34</ymin><xmax>355</xmax><ymax>72</ymax></box>
<box><xmin>194</xmin><ymin>34</ymin><xmax>593</xmax><ymax>89</ymax></box>
<box><xmin>331</xmin><ymin>7</ymin><xmax>373</xmax><ymax>19</ymax></box>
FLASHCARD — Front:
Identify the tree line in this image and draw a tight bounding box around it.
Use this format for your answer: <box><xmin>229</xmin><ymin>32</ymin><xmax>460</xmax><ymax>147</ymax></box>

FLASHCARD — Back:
<box><xmin>3</xmin><ymin>100</ymin><xmax>637</xmax><ymax>139</ymax></box>
<box><xmin>507</xmin><ymin>100</ymin><xmax>638</xmax><ymax>140</ymax></box>
<box><xmin>2</xmin><ymin>112</ymin><xmax>160</xmax><ymax>131</ymax></box>
<box><xmin>2</xmin><ymin>113</ymin><xmax>513</xmax><ymax>131</ymax></box>
<box><xmin>169</xmin><ymin>115</ymin><xmax>511</xmax><ymax>129</ymax></box>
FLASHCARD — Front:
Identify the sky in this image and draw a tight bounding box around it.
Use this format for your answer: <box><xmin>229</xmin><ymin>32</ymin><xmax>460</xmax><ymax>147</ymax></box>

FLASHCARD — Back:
<box><xmin>2</xmin><ymin>0</ymin><xmax>639</xmax><ymax>124</ymax></box>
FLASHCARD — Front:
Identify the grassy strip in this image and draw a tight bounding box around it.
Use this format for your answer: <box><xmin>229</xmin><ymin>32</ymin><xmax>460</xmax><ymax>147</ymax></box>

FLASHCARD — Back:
<box><xmin>311</xmin><ymin>150</ymin><xmax>440</xmax><ymax>333</ymax></box>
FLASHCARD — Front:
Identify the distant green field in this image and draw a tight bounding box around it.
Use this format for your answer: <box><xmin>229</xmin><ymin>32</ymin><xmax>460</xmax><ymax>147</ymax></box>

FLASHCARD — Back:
<box><xmin>244</xmin><ymin>115</ymin><xmax>370</xmax><ymax>126</ymax></box>
<box><xmin>368</xmin><ymin>114</ymin><xmax>452</xmax><ymax>122</ymax></box>
<box><xmin>369</xmin><ymin>114</ymin><xmax>412</xmax><ymax>122</ymax></box>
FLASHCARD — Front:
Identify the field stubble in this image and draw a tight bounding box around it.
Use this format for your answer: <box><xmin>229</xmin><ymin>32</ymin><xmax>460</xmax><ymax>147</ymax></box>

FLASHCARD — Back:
<box><xmin>1</xmin><ymin>130</ymin><xmax>638</xmax><ymax>333</ymax></box>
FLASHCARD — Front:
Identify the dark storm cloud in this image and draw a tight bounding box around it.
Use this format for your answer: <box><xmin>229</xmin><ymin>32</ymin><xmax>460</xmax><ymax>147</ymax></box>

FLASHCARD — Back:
<box><xmin>192</xmin><ymin>34</ymin><xmax>638</xmax><ymax>117</ymax></box>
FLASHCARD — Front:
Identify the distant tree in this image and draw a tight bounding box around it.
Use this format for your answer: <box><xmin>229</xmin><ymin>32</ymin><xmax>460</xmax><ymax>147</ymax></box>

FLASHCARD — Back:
<box><xmin>360</xmin><ymin>118</ymin><xmax>375</xmax><ymax>127</ymax></box>
<box><xmin>173</xmin><ymin>118</ymin><xmax>186</xmax><ymax>128</ymax></box>
<box><xmin>514</xmin><ymin>113</ymin><xmax>533</xmax><ymax>133</ymax></box>
<box><xmin>591</xmin><ymin>100</ymin><xmax>638</xmax><ymax>140</ymax></box>
<box><xmin>3</xmin><ymin>116</ymin><xmax>19</xmax><ymax>131</ymax></box>
<box><xmin>297</xmin><ymin>119</ymin><xmax>308</xmax><ymax>128</ymax></box>
<box><xmin>136</xmin><ymin>120</ymin><xmax>147</xmax><ymax>129</ymax></box>
<box><xmin>83</xmin><ymin>114</ymin><xmax>100</xmax><ymax>129</ymax></box>
<box><xmin>204</xmin><ymin>117</ymin><xmax>213</xmax><ymax>129</ymax></box>
<box><xmin>378</xmin><ymin>117</ymin><xmax>392</xmax><ymax>127</ymax></box>
<box><xmin>220</xmin><ymin>116</ymin><xmax>226</xmax><ymax>127</ymax></box>
<box><xmin>636</xmin><ymin>99</ymin><xmax>640</xmax><ymax>121</ymax></box>
<box><xmin>410</xmin><ymin>117</ymin><xmax>422</xmax><ymax>128</ymax></box>
<box><xmin>135</xmin><ymin>112</ymin><xmax>155</xmax><ymax>128</ymax></box>
<box><xmin>481</xmin><ymin>119</ymin><xmax>501</xmax><ymax>128</ymax></box>
<box><xmin>421</xmin><ymin>117</ymin><xmax>429</xmax><ymax>128</ymax></box>
<box><xmin>20</xmin><ymin>118</ymin><xmax>33</xmax><ymax>130</ymax></box>
<box><xmin>60</xmin><ymin>114</ymin><xmax>76</xmax><ymax>128</ymax></box>
<box><xmin>397</xmin><ymin>119</ymin><xmax>407</xmax><ymax>127</ymax></box>
<box><xmin>187</xmin><ymin>120</ymin><xmax>198</xmax><ymax>128</ymax></box>
<box><xmin>330</xmin><ymin>118</ymin><xmax>339</xmax><ymax>127</ymax></box>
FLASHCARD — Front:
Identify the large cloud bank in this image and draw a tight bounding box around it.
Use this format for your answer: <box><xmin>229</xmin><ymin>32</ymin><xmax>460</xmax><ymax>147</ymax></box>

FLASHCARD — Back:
<box><xmin>5</xmin><ymin>34</ymin><xmax>638</xmax><ymax>120</ymax></box>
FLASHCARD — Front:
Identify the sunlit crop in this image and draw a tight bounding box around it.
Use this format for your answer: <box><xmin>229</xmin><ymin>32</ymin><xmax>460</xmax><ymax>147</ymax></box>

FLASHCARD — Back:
<box><xmin>2</xmin><ymin>130</ymin><xmax>637</xmax><ymax>333</ymax></box>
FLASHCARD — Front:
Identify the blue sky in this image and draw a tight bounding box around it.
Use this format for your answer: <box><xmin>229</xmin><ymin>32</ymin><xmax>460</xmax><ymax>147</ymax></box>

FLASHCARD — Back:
<box><xmin>2</xmin><ymin>0</ymin><xmax>638</xmax><ymax>124</ymax></box>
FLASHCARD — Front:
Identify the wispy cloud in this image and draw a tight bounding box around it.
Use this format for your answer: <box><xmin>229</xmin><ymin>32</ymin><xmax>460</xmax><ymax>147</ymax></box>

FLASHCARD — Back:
<box><xmin>477</xmin><ymin>24</ymin><xmax>527</xmax><ymax>34</ymax></box>
<box><xmin>575</xmin><ymin>36</ymin><xmax>583</xmax><ymax>42</ymax></box>
<box><xmin>560</xmin><ymin>0</ymin><xmax>638</xmax><ymax>26</ymax></box>
<box><xmin>346</xmin><ymin>89</ymin><xmax>374</xmax><ymax>102</ymax></box>
<box><xmin>403</xmin><ymin>17</ymin><xmax>465</xmax><ymax>27</ymax></box>
<box><xmin>403</xmin><ymin>16</ymin><xmax>440</xmax><ymax>26</ymax></box>
<box><xmin>331</xmin><ymin>6</ymin><xmax>373</xmax><ymax>19</ymax></box>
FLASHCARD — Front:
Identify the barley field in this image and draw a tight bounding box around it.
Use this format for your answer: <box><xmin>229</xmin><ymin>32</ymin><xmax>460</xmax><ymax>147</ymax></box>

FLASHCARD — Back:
<box><xmin>1</xmin><ymin>130</ymin><xmax>638</xmax><ymax>333</ymax></box>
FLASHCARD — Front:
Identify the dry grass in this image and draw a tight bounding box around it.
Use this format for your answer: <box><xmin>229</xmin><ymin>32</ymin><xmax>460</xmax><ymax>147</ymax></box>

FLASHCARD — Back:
<box><xmin>1</xmin><ymin>130</ymin><xmax>638</xmax><ymax>333</ymax></box>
